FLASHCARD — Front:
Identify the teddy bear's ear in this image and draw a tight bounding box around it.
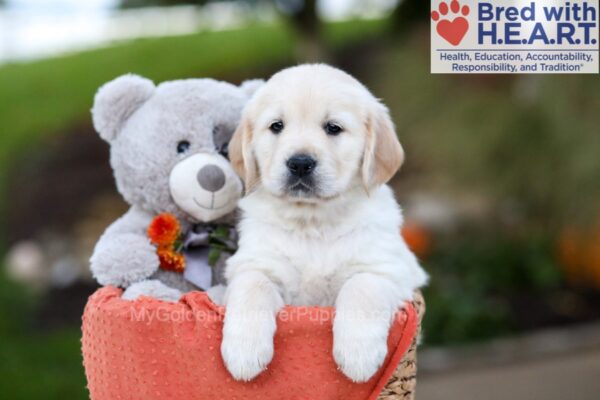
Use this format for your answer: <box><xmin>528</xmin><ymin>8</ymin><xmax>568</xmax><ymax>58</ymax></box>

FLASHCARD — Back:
<box><xmin>239</xmin><ymin>79</ymin><xmax>265</xmax><ymax>98</ymax></box>
<box><xmin>92</xmin><ymin>74</ymin><xmax>155</xmax><ymax>142</ymax></box>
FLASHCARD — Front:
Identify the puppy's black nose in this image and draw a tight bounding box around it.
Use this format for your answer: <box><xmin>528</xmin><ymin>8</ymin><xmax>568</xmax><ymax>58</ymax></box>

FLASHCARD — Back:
<box><xmin>197</xmin><ymin>164</ymin><xmax>226</xmax><ymax>192</ymax></box>
<box><xmin>286</xmin><ymin>154</ymin><xmax>317</xmax><ymax>177</ymax></box>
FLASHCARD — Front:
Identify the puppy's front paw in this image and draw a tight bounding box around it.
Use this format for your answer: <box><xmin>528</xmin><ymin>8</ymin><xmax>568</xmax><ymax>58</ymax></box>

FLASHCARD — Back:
<box><xmin>221</xmin><ymin>317</ymin><xmax>275</xmax><ymax>381</ymax></box>
<box><xmin>333</xmin><ymin>323</ymin><xmax>389</xmax><ymax>382</ymax></box>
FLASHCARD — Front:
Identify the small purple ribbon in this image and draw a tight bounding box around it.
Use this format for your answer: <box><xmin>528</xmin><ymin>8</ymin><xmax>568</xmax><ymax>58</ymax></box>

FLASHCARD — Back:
<box><xmin>182</xmin><ymin>226</ymin><xmax>213</xmax><ymax>290</ymax></box>
<box><xmin>181</xmin><ymin>224</ymin><xmax>236</xmax><ymax>290</ymax></box>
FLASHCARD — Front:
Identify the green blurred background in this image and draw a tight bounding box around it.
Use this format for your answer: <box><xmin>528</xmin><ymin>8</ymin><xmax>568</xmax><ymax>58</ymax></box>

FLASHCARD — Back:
<box><xmin>0</xmin><ymin>0</ymin><xmax>599</xmax><ymax>398</ymax></box>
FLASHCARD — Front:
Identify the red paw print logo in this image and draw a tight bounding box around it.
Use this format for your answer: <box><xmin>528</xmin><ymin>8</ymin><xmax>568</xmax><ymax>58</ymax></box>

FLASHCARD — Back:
<box><xmin>431</xmin><ymin>0</ymin><xmax>470</xmax><ymax>46</ymax></box>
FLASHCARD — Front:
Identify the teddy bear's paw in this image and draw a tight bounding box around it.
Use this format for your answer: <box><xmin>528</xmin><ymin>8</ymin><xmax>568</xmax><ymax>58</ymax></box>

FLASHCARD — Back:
<box><xmin>333</xmin><ymin>321</ymin><xmax>389</xmax><ymax>383</ymax></box>
<box><xmin>221</xmin><ymin>315</ymin><xmax>275</xmax><ymax>381</ymax></box>
<box><xmin>122</xmin><ymin>280</ymin><xmax>182</xmax><ymax>302</ymax></box>
<box><xmin>90</xmin><ymin>233</ymin><xmax>159</xmax><ymax>287</ymax></box>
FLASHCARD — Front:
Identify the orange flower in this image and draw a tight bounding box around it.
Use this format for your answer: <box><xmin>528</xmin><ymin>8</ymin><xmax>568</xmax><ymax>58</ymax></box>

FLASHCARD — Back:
<box><xmin>148</xmin><ymin>213</ymin><xmax>181</xmax><ymax>246</ymax></box>
<box><xmin>402</xmin><ymin>221</ymin><xmax>432</xmax><ymax>259</ymax></box>
<box><xmin>157</xmin><ymin>247</ymin><xmax>186</xmax><ymax>272</ymax></box>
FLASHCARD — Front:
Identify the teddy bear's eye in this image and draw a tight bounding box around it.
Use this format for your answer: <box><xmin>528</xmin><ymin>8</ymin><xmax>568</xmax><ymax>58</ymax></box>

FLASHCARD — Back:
<box><xmin>218</xmin><ymin>142</ymin><xmax>229</xmax><ymax>160</ymax></box>
<box><xmin>177</xmin><ymin>140</ymin><xmax>191</xmax><ymax>154</ymax></box>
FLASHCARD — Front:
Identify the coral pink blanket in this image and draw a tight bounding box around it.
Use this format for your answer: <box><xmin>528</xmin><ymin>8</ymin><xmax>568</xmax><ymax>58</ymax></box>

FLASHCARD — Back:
<box><xmin>82</xmin><ymin>286</ymin><xmax>417</xmax><ymax>400</ymax></box>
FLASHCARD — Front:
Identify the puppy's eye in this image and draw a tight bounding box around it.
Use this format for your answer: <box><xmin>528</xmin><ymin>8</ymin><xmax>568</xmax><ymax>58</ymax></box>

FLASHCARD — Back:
<box><xmin>324</xmin><ymin>122</ymin><xmax>343</xmax><ymax>136</ymax></box>
<box><xmin>269</xmin><ymin>120</ymin><xmax>284</xmax><ymax>134</ymax></box>
<box><xmin>177</xmin><ymin>140</ymin><xmax>191</xmax><ymax>154</ymax></box>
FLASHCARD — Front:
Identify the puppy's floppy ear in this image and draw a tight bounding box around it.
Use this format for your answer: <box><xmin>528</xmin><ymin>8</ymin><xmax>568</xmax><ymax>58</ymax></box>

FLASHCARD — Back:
<box><xmin>92</xmin><ymin>74</ymin><xmax>155</xmax><ymax>142</ymax></box>
<box><xmin>362</xmin><ymin>102</ymin><xmax>404</xmax><ymax>189</ymax></box>
<box><xmin>229</xmin><ymin>114</ymin><xmax>260</xmax><ymax>191</ymax></box>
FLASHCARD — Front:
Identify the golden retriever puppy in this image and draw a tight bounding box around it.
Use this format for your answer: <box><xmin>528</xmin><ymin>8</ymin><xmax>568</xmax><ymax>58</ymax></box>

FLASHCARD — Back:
<box><xmin>221</xmin><ymin>64</ymin><xmax>428</xmax><ymax>382</ymax></box>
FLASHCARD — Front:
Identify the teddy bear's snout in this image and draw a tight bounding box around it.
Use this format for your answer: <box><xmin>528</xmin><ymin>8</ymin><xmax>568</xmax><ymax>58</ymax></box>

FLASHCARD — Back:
<box><xmin>197</xmin><ymin>164</ymin><xmax>226</xmax><ymax>193</ymax></box>
<box><xmin>169</xmin><ymin>152</ymin><xmax>242</xmax><ymax>221</ymax></box>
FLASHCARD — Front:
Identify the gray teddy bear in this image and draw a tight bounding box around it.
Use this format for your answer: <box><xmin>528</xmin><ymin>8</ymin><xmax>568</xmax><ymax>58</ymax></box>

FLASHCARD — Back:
<box><xmin>90</xmin><ymin>74</ymin><xmax>261</xmax><ymax>302</ymax></box>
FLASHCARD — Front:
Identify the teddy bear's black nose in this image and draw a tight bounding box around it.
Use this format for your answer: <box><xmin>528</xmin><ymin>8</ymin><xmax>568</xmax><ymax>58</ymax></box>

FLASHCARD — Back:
<box><xmin>197</xmin><ymin>164</ymin><xmax>226</xmax><ymax>192</ymax></box>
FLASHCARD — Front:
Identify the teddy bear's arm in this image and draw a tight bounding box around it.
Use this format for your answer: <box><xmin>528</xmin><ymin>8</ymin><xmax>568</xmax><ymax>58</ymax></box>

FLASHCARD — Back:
<box><xmin>90</xmin><ymin>206</ymin><xmax>159</xmax><ymax>288</ymax></box>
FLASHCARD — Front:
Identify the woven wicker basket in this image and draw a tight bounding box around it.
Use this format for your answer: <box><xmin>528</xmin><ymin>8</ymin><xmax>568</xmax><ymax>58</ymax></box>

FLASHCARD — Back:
<box><xmin>377</xmin><ymin>291</ymin><xmax>425</xmax><ymax>400</ymax></box>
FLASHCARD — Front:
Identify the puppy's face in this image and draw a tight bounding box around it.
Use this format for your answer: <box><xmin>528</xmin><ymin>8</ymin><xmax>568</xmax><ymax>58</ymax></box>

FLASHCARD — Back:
<box><xmin>230</xmin><ymin>65</ymin><xmax>404</xmax><ymax>202</ymax></box>
<box><xmin>246</xmin><ymin>74</ymin><xmax>367</xmax><ymax>201</ymax></box>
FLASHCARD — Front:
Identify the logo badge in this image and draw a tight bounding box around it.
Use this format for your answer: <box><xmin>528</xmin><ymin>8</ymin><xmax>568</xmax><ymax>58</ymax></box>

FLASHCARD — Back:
<box><xmin>431</xmin><ymin>1</ymin><xmax>471</xmax><ymax>46</ymax></box>
<box><xmin>431</xmin><ymin>0</ymin><xmax>599</xmax><ymax>74</ymax></box>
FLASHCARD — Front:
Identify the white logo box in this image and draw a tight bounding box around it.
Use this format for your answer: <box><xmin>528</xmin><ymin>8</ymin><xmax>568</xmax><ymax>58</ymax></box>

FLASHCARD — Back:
<box><xmin>431</xmin><ymin>0</ymin><xmax>599</xmax><ymax>74</ymax></box>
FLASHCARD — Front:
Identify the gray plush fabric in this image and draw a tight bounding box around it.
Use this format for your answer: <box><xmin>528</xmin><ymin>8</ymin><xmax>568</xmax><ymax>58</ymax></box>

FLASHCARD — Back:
<box><xmin>89</xmin><ymin>206</ymin><xmax>157</xmax><ymax>288</ymax></box>
<box><xmin>90</xmin><ymin>74</ymin><xmax>262</xmax><ymax>302</ymax></box>
<box><xmin>122</xmin><ymin>279</ymin><xmax>184</xmax><ymax>302</ymax></box>
<box><xmin>92</xmin><ymin>74</ymin><xmax>155</xmax><ymax>142</ymax></box>
<box><xmin>206</xmin><ymin>283</ymin><xmax>226</xmax><ymax>304</ymax></box>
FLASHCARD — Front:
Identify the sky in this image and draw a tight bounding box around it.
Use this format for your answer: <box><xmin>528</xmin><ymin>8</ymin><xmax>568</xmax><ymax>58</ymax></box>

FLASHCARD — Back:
<box><xmin>0</xmin><ymin>0</ymin><xmax>118</xmax><ymax>61</ymax></box>
<box><xmin>5</xmin><ymin>0</ymin><xmax>119</xmax><ymax>12</ymax></box>
<box><xmin>0</xmin><ymin>0</ymin><xmax>398</xmax><ymax>63</ymax></box>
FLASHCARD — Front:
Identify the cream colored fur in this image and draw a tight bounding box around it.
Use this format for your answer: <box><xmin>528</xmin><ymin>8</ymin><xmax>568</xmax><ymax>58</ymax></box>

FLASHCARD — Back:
<box><xmin>222</xmin><ymin>64</ymin><xmax>428</xmax><ymax>382</ymax></box>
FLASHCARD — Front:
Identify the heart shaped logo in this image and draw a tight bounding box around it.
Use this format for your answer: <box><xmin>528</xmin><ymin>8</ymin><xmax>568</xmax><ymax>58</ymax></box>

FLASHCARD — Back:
<box><xmin>431</xmin><ymin>1</ymin><xmax>471</xmax><ymax>46</ymax></box>
<box><xmin>436</xmin><ymin>17</ymin><xmax>469</xmax><ymax>46</ymax></box>
<box><xmin>82</xmin><ymin>287</ymin><xmax>418</xmax><ymax>400</ymax></box>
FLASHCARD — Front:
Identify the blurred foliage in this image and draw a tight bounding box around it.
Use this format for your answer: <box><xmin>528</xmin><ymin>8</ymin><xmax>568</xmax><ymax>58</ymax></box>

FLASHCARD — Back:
<box><xmin>0</xmin><ymin>25</ymin><xmax>292</xmax><ymax>189</ymax></box>
<box><xmin>0</xmin><ymin>268</ymin><xmax>86</xmax><ymax>398</ymax></box>
<box><xmin>0</xmin><ymin>19</ymin><xmax>385</xmax><ymax>217</ymax></box>
<box><xmin>367</xmin><ymin>39</ymin><xmax>600</xmax><ymax>343</ymax></box>
<box><xmin>121</xmin><ymin>0</ymin><xmax>209</xmax><ymax>7</ymax></box>
<box><xmin>422</xmin><ymin>233</ymin><xmax>562</xmax><ymax>345</ymax></box>
<box><xmin>391</xmin><ymin>0</ymin><xmax>430</xmax><ymax>33</ymax></box>
<box><xmin>120</xmin><ymin>0</ymin><xmax>322</xmax><ymax>58</ymax></box>
<box><xmin>371</xmin><ymin>43</ymin><xmax>600</xmax><ymax>227</ymax></box>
